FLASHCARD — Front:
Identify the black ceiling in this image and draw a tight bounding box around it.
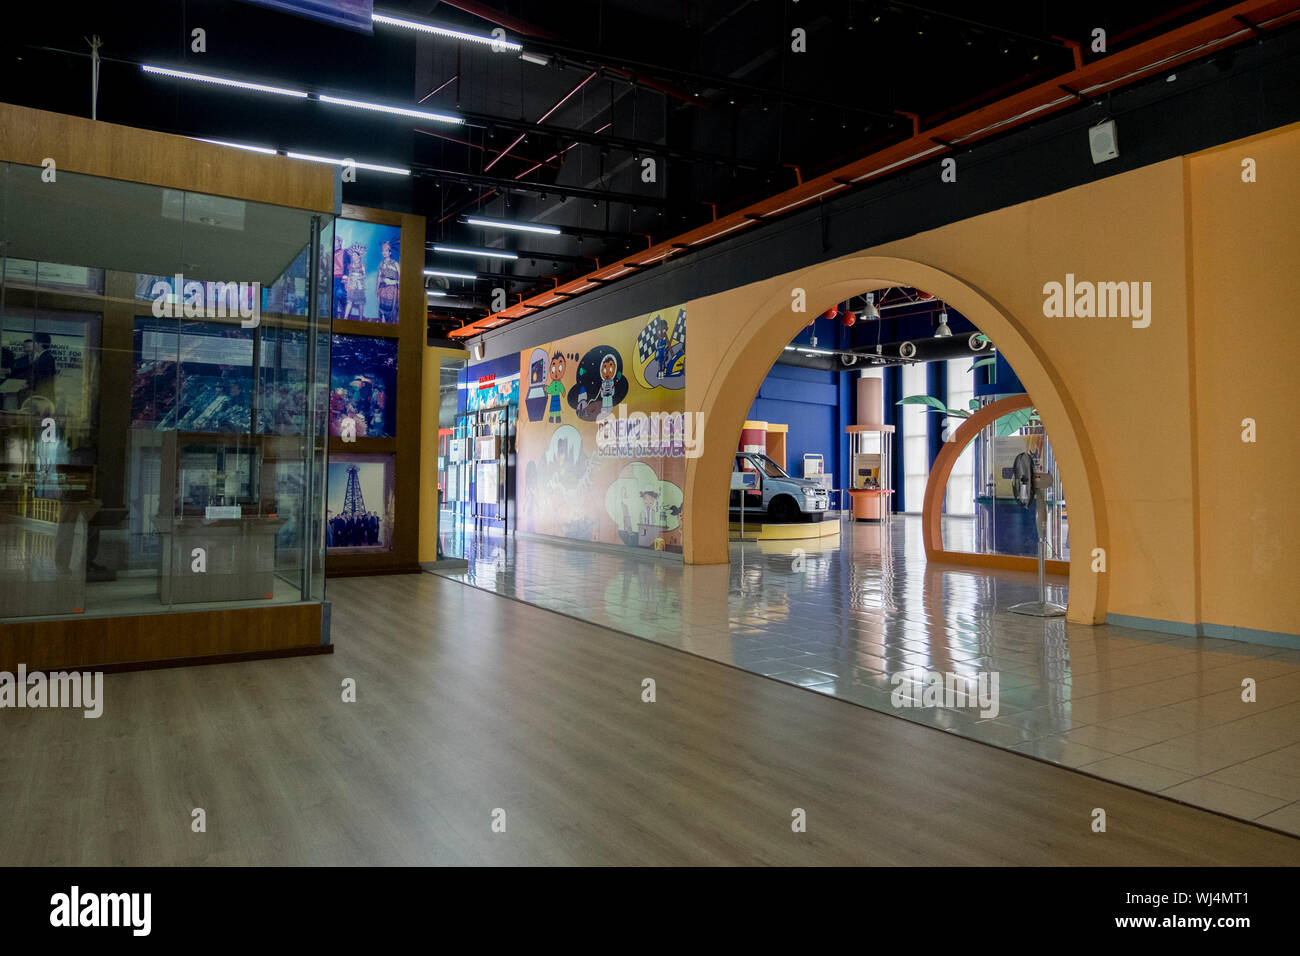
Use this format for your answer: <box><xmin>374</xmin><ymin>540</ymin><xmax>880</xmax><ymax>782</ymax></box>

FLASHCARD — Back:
<box><xmin>2</xmin><ymin>0</ymin><xmax>1245</xmax><ymax>334</ymax></box>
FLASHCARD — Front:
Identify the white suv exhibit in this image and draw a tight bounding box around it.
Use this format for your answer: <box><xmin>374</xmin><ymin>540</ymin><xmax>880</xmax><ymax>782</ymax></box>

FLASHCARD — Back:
<box><xmin>730</xmin><ymin>452</ymin><xmax>830</xmax><ymax>523</ymax></box>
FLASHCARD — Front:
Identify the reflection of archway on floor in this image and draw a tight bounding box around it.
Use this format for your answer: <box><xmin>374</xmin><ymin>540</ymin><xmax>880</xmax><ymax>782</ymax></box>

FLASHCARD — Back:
<box><xmin>684</xmin><ymin>255</ymin><xmax>1109</xmax><ymax>625</ymax></box>
<box><xmin>923</xmin><ymin>393</ymin><xmax>1069</xmax><ymax>576</ymax></box>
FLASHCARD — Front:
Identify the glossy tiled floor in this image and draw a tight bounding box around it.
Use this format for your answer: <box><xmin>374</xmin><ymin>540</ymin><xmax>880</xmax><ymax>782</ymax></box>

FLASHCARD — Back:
<box><xmin>432</xmin><ymin>516</ymin><xmax>1300</xmax><ymax>835</ymax></box>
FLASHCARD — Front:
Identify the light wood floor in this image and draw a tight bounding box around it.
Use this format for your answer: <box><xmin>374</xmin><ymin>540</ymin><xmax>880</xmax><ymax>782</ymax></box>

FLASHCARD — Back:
<box><xmin>2</xmin><ymin>572</ymin><xmax>1298</xmax><ymax>865</ymax></box>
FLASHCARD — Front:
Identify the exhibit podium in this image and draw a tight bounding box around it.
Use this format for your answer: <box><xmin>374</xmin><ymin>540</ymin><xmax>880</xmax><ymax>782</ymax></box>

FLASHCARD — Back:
<box><xmin>846</xmin><ymin>424</ymin><xmax>894</xmax><ymax>521</ymax></box>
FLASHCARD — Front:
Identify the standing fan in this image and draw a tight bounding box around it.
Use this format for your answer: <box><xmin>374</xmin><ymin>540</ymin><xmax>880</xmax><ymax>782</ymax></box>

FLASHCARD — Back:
<box><xmin>1008</xmin><ymin>450</ymin><xmax>1066</xmax><ymax>617</ymax></box>
<box><xmin>1011</xmin><ymin>452</ymin><xmax>1035</xmax><ymax>509</ymax></box>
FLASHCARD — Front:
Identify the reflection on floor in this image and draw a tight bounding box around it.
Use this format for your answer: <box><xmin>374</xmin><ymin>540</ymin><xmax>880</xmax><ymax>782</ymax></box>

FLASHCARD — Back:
<box><xmin>431</xmin><ymin>517</ymin><xmax>1300</xmax><ymax>836</ymax></box>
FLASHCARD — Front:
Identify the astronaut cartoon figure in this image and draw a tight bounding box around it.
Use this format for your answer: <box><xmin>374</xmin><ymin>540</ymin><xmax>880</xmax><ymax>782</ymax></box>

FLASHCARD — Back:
<box><xmin>545</xmin><ymin>352</ymin><xmax>567</xmax><ymax>424</ymax></box>
<box><xmin>597</xmin><ymin>353</ymin><xmax>618</xmax><ymax>420</ymax></box>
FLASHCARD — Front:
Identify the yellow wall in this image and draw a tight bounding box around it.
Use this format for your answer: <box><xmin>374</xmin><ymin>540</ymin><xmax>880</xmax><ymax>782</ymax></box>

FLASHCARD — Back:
<box><xmin>1188</xmin><ymin>127</ymin><xmax>1300</xmax><ymax>637</ymax></box>
<box><xmin>681</xmin><ymin>122</ymin><xmax>1300</xmax><ymax>636</ymax></box>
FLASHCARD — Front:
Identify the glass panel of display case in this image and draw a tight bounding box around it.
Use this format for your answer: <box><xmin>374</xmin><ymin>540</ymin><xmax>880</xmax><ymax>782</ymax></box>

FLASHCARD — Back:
<box><xmin>0</xmin><ymin>160</ymin><xmax>332</xmax><ymax>622</ymax></box>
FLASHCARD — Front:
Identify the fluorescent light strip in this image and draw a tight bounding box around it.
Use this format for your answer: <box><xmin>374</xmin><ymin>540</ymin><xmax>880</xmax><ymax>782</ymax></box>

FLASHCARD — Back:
<box><xmin>465</xmin><ymin>217</ymin><xmax>561</xmax><ymax>236</ymax></box>
<box><xmin>195</xmin><ymin>138</ymin><xmax>278</xmax><ymax>155</ymax></box>
<box><xmin>285</xmin><ymin>151</ymin><xmax>410</xmax><ymax>175</ymax></box>
<box><xmin>423</xmin><ymin>269</ymin><xmax>478</xmax><ymax>280</ymax></box>
<box><xmin>427</xmin><ymin>291</ymin><xmax>448</xmax><ymax>297</ymax></box>
<box><xmin>434</xmin><ymin>245</ymin><xmax>518</xmax><ymax>260</ymax></box>
<box><xmin>372</xmin><ymin>12</ymin><xmax>522</xmax><ymax>51</ymax></box>
<box><xmin>142</xmin><ymin>64</ymin><xmax>307</xmax><ymax>98</ymax></box>
<box><xmin>319</xmin><ymin>94</ymin><xmax>462</xmax><ymax>126</ymax></box>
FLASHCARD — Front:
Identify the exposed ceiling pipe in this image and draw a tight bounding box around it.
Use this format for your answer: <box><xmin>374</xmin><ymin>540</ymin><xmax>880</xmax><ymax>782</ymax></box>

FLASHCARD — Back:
<box><xmin>434</xmin><ymin>0</ymin><xmax>699</xmax><ymax>104</ymax></box>
<box><xmin>449</xmin><ymin>0</ymin><xmax>1299</xmax><ymax>340</ymax></box>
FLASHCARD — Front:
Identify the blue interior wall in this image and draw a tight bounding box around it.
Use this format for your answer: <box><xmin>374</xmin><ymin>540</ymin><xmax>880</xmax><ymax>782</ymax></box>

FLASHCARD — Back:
<box><xmin>747</xmin><ymin>364</ymin><xmax>851</xmax><ymax>491</ymax></box>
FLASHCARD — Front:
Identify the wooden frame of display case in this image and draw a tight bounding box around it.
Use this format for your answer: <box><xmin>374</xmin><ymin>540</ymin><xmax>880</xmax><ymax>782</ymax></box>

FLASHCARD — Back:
<box><xmin>325</xmin><ymin>204</ymin><xmax>426</xmax><ymax>576</ymax></box>
<box><xmin>0</xmin><ymin>102</ymin><xmax>336</xmax><ymax>671</ymax></box>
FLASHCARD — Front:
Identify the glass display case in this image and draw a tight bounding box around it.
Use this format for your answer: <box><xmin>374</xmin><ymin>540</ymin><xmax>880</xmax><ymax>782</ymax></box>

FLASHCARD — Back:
<box><xmin>0</xmin><ymin>160</ymin><xmax>333</xmax><ymax>622</ymax></box>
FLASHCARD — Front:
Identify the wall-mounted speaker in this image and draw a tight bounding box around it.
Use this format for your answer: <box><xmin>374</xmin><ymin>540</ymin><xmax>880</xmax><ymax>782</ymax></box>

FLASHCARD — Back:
<box><xmin>1089</xmin><ymin>119</ymin><xmax>1119</xmax><ymax>164</ymax></box>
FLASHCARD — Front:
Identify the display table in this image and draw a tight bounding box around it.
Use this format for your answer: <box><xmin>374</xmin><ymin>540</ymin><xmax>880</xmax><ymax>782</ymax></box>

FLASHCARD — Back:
<box><xmin>155</xmin><ymin>515</ymin><xmax>286</xmax><ymax>605</ymax></box>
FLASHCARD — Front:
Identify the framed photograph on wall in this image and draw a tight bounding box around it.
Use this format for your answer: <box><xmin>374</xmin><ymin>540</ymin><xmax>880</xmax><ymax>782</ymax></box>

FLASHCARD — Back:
<box><xmin>332</xmin><ymin>219</ymin><xmax>403</xmax><ymax>324</ymax></box>
<box><xmin>326</xmin><ymin>453</ymin><xmax>395</xmax><ymax>552</ymax></box>
<box><xmin>329</xmin><ymin>333</ymin><xmax>397</xmax><ymax>439</ymax></box>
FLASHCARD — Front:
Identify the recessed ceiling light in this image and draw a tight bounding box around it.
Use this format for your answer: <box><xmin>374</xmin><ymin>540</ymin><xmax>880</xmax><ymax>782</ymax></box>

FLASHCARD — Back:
<box><xmin>142</xmin><ymin>64</ymin><xmax>307</xmax><ymax>98</ymax></box>
<box><xmin>433</xmin><ymin>245</ymin><xmax>519</xmax><ymax>260</ymax></box>
<box><xmin>372</xmin><ymin>12</ymin><xmax>522</xmax><ymax>51</ymax></box>
<box><xmin>285</xmin><ymin>152</ymin><xmax>410</xmax><ymax>175</ymax></box>
<box><xmin>465</xmin><ymin>217</ymin><xmax>561</xmax><ymax>235</ymax></box>
<box><xmin>319</xmin><ymin>94</ymin><xmax>462</xmax><ymax>126</ymax></box>
<box><xmin>194</xmin><ymin>137</ymin><xmax>278</xmax><ymax>155</ymax></box>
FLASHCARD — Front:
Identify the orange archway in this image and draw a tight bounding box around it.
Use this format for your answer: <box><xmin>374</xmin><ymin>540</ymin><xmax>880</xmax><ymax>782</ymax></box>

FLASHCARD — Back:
<box><xmin>922</xmin><ymin>393</ymin><xmax>1069</xmax><ymax>576</ymax></box>
<box><xmin>683</xmin><ymin>254</ymin><xmax>1109</xmax><ymax>625</ymax></box>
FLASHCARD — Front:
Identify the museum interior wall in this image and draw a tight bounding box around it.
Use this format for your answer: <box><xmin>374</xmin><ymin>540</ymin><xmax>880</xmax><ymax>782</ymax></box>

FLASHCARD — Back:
<box><xmin>681</xmin><ymin>121</ymin><xmax>1300</xmax><ymax>643</ymax></box>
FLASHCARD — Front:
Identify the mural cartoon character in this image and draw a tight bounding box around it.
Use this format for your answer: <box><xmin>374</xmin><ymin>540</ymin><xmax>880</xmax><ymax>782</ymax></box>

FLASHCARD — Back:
<box><xmin>597</xmin><ymin>353</ymin><xmax>619</xmax><ymax>419</ymax></box>
<box><xmin>635</xmin><ymin>308</ymin><xmax>686</xmax><ymax>390</ymax></box>
<box><xmin>525</xmin><ymin>347</ymin><xmax>548</xmax><ymax>421</ymax></box>
<box><xmin>545</xmin><ymin>352</ymin><xmax>567</xmax><ymax>423</ymax></box>
<box><xmin>567</xmin><ymin>345</ymin><xmax>629</xmax><ymax>423</ymax></box>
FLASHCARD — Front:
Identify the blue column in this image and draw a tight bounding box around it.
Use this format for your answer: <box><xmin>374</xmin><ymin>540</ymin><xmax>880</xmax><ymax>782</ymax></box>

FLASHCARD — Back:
<box><xmin>837</xmin><ymin>368</ymin><xmax>853</xmax><ymax>498</ymax></box>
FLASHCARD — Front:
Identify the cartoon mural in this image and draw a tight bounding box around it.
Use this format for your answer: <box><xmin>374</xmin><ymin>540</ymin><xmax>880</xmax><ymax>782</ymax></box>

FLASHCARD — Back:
<box><xmin>568</xmin><ymin>345</ymin><xmax>629</xmax><ymax>422</ymax></box>
<box><xmin>516</xmin><ymin>306</ymin><xmax>687</xmax><ymax>554</ymax></box>
<box><xmin>633</xmin><ymin>307</ymin><xmax>686</xmax><ymax>390</ymax></box>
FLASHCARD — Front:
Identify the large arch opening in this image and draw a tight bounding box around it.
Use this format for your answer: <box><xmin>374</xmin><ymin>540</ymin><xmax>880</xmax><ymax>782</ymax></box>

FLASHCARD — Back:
<box><xmin>684</xmin><ymin>255</ymin><xmax>1109</xmax><ymax>625</ymax></box>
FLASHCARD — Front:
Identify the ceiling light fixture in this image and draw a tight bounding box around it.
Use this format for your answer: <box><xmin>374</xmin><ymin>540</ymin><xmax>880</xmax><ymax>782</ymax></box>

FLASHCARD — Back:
<box><xmin>423</xmin><ymin>269</ymin><xmax>477</xmax><ymax>280</ymax></box>
<box><xmin>319</xmin><ymin>94</ymin><xmax>462</xmax><ymax>126</ymax></box>
<box><xmin>433</xmin><ymin>245</ymin><xmax>519</xmax><ymax>260</ymax></box>
<box><xmin>373</xmin><ymin>12</ymin><xmax>521</xmax><ymax>50</ymax></box>
<box><xmin>427</xmin><ymin>291</ymin><xmax>448</xmax><ymax>297</ymax></box>
<box><xmin>285</xmin><ymin>151</ymin><xmax>410</xmax><ymax>175</ymax></box>
<box><xmin>934</xmin><ymin>307</ymin><xmax>953</xmax><ymax>337</ymax></box>
<box><xmin>519</xmin><ymin>51</ymin><xmax>552</xmax><ymax>67</ymax></box>
<box><xmin>194</xmin><ymin>138</ymin><xmax>278</xmax><ymax>155</ymax></box>
<box><xmin>465</xmin><ymin>217</ymin><xmax>561</xmax><ymax>236</ymax></box>
<box><xmin>863</xmin><ymin>292</ymin><xmax>880</xmax><ymax>321</ymax></box>
<box><xmin>142</xmin><ymin>64</ymin><xmax>307</xmax><ymax>98</ymax></box>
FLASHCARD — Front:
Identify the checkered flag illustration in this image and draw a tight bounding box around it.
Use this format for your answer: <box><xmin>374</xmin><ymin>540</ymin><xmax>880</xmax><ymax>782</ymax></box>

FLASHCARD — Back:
<box><xmin>638</xmin><ymin>315</ymin><xmax>667</xmax><ymax>361</ymax></box>
<box><xmin>672</xmin><ymin>308</ymin><xmax>686</xmax><ymax>347</ymax></box>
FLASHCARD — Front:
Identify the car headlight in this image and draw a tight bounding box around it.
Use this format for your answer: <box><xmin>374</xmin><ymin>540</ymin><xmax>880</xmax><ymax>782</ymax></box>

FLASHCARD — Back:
<box><xmin>801</xmin><ymin>486</ymin><xmax>815</xmax><ymax>496</ymax></box>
